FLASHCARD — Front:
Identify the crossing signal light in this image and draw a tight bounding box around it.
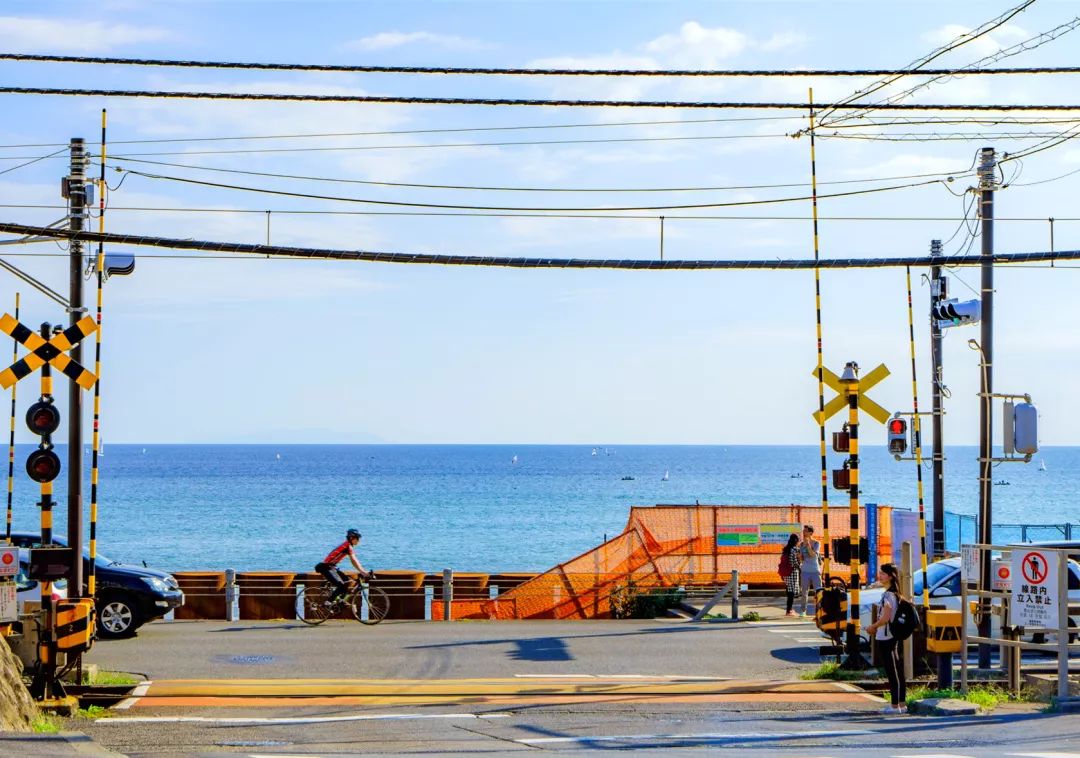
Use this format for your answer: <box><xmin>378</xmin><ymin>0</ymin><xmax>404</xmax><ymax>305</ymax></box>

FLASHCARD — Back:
<box><xmin>26</xmin><ymin>401</ymin><xmax>61</xmax><ymax>436</ymax></box>
<box><xmin>25</xmin><ymin>398</ymin><xmax>61</xmax><ymax>483</ymax></box>
<box><xmin>932</xmin><ymin>298</ymin><xmax>981</xmax><ymax>328</ymax></box>
<box><xmin>1004</xmin><ymin>400</ymin><xmax>1039</xmax><ymax>457</ymax></box>
<box><xmin>888</xmin><ymin>417</ymin><xmax>908</xmax><ymax>457</ymax></box>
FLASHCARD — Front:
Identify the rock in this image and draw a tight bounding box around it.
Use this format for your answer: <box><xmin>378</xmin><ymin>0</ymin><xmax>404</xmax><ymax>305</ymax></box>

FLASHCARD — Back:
<box><xmin>910</xmin><ymin>697</ymin><xmax>981</xmax><ymax>716</ymax></box>
<box><xmin>0</xmin><ymin>636</ymin><xmax>35</xmax><ymax>731</ymax></box>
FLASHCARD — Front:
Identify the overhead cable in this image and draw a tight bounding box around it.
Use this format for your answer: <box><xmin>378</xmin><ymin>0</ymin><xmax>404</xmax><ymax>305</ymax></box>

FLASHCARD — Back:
<box><xmin>5</xmin><ymin>87</ymin><xmax>1080</xmax><ymax>111</ymax></box>
<box><xmin>1</xmin><ymin>221</ymin><xmax>1075</xmax><ymax>270</ymax></box>
<box><xmin>5</xmin><ymin>52</ymin><xmax>1080</xmax><ymax>77</ymax></box>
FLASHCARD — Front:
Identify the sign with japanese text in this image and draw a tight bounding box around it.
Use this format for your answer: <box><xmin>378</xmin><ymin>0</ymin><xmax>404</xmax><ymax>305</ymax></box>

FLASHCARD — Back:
<box><xmin>0</xmin><ymin>546</ymin><xmax>17</xmax><ymax>577</ymax></box>
<box><xmin>759</xmin><ymin>524</ymin><xmax>799</xmax><ymax>546</ymax></box>
<box><xmin>0</xmin><ymin>583</ymin><xmax>15</xmax><ymax>622</ymax></box>
<box><xmin>961</xmin><ymin>545</ymin><xmax>978</xmax><ymax>583</ymax></box>
<box><xmin>1011</xmin><ymin>549</ymin><xmax>1058</xmax><ymax>629</ymax></box>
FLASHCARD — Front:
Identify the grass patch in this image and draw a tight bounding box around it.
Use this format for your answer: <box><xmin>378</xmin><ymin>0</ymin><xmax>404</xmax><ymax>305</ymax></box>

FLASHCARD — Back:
<box><xmin>702</xmin><ymin>612</ymin><xmax>728</xmax><ymax>620</ymax></box>
<box><xmin>76</xmin><ymin>705</ymin><xmax>109</xmax><ymax>720</ymax></box>
<box><xmin>32</xmin><ymin>713</ymin><xmax>62</xmax><ymax>733</ymax></box>
<box><xmin>801</xmin><ymin>661</ymin><xmax>881</xmax><ymax>681</ymax></box>
<box><xmin>741</xmin><ymin>611</ymin><xmax>762</xmax><ymax>622</ymax></box>
<box><xmin>84</xmin><ymin>670</ymin><xmax>138</xmax><ymax>686</ymax></box>
<box><xmin>905</xmin><ymin>683</ymin><xmax>1034</xmax><ymax>710</ymax></box>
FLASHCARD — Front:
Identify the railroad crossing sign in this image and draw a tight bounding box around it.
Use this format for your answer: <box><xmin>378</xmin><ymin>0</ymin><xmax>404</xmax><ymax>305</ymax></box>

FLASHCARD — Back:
<box><xmin>811</xmin><ymin>363</ymin><xmax>891</xmax><ymax>425</ymax></box>
<box><xmin>0</xmin><ymin>314</ymin><xmax>98</xmax><ymax>390</ymax></box>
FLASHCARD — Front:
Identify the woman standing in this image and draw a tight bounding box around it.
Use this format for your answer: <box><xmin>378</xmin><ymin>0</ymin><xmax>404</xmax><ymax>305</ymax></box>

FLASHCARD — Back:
<box><xmin>866</xmin><ymin>563</ymin><xmax>906</xmax><ymax>714</ymax></box>
<box><xmin>781</xmin><ymin>533</ymin><xmax>802</xmax><ymax>617</ymax></box>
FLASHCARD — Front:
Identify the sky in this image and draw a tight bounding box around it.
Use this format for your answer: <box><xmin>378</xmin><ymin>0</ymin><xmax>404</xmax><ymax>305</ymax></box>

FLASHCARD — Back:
<box><xmin>1</xmin><ymin>0</ymin><xmax>1079</xmax><ymax>445</ymax></box>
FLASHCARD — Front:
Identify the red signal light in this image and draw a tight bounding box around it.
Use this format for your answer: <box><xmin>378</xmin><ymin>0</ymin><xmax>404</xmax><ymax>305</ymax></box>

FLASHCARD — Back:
<box><xmin>25</xmin><ymin>401</ymin><xmax>61</xmax><ymax>436</ymax></box>
<box><xmin>26</xmin><ymin>448</ymin><xmax>61</xmax><ymax>483</ymax></box>
<box><xmin>888</xmin><ymin>419</ymin><xmax>906</xmax><ymax>435</ymax></box>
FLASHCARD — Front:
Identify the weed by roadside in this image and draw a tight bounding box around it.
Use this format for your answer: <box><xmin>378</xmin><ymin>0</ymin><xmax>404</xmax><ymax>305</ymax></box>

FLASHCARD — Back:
<box><xmin>83</xmin><ymin>670</ymin><xmax>138</xmax><ymax>686</ymax></box>
<box><xmin>741</xmin><ymin>611</ymin><xmax>762</xmax><ymax>622</ymax></box>
<box><xmin>904</xmin><ymin>683</ymin><xmax>1036</xmax><ymax>710</ymax></box>
<box><xmin>76</xmin><ymin>705</ymin><xmax>109</xmax><ymax>719</ymax></box>
<box><xmin>802</xmin><ymin>661</ymin><xmax>881</xmax><ymax>681</ymax></box>
<box><xmin>32</xmin><ymin>713</ymin><xmax>61</xmax><ymax>733</ymax></box>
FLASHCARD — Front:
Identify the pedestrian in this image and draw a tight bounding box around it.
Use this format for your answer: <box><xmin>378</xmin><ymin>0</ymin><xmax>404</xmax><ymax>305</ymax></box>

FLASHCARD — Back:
<box><xmin>798</xmin><ymin>524</ymin><xmax>823</xmax><ymax>618</ymax></box>
<box><xmin>866</xmin><ymin>563</ymin><xmax>906</xmax><ymax>714</ymax></box>
<box><xmin>781</xmin><ymin>533</ymin><xmax>801</xmax><ymax>617</ymax></box>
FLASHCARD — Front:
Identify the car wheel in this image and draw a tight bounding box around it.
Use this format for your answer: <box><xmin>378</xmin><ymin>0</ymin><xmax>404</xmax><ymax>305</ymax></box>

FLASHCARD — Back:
<box><xmin>97</xmin><ymin>594</ymin><xmax>141</xmax><ymax>638</ymax></box>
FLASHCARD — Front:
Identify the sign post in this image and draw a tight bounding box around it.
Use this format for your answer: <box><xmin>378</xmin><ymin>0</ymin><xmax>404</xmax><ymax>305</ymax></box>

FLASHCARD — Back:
<box><xmin>1011</xmin><ymin>549</ymin><xmax>1057</xmax><ymax>631</ymax></box>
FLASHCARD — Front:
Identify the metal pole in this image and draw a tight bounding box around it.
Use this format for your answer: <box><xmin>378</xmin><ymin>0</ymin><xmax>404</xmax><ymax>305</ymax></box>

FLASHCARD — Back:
<box><xmin>808</xmin><ymin>89</ymin><xmax>832</xmax><ymax>584</ymax></box>
<box><xmin>904</xmin><ymin>266</ymin><xmax>930</xmax><ymax>607</ymax></box>
<box><xmin>841</xmin><ymin>361</ymin><xmax>868</xmax><ymax>669</ymax></box>
<box><xmin>5</xmin><ymin>292</ymin><xmax>18</xmax><ymax>541</ymax></box>
<box><xmin>929</xmin><ymin>240</ymin><xmax>946</xmax><ymax>557</ymax></box>
<box><xmin>977</xmin><ymin>147</ymin><xmax>995</xmax><ymax>669</ymax></box>
<box><xmin>67</xmin><ymin>138</ymin><xmax>86</xmax><ymax>599</ymax></box>
<box><xmin>442</xmin><ymin>568</ymin><xmax>453</xmax><ymax>622</ymax></box>
<box><xmin>1058</xmin><ymin>550</ymin><xmax>1069</xmax><ymax>703</ymax></box>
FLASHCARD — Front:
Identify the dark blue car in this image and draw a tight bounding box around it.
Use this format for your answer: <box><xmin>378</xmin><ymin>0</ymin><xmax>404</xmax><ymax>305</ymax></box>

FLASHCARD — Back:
<box><xmin>9</xmin><ymin>532</ymin><xmax>184</xmax><ymax>638</ymax></box>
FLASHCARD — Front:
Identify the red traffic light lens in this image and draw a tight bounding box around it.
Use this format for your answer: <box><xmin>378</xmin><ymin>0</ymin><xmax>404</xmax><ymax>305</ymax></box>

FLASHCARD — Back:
<box><xmin>888</xmin><ymin>419</ymin><xmax>906</xmax><ymax>435</ymax></box>
<box><xmin>26</xmin><ymin>449</ymin><xmax>61</xmax><ymax>483</ymax></box>
<box><xmin>25</xmin><ymin>401</ymin><xmax>61</xmax><ymax>436</ymax></box>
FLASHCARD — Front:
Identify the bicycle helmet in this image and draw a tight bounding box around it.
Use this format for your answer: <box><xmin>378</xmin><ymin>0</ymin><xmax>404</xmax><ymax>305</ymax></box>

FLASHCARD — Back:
<box><xmin>346</xmin><ymin>528</ymin><xmax>361</xmax><ymax>539</ymax></box>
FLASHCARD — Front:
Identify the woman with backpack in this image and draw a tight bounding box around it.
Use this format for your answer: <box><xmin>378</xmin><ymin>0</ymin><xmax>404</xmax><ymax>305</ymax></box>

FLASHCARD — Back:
<box><xmin>866</xmin><ymin>563</ymin><xmax>907</xmax><ymax>714</ymax></box>
<box><xmin>780</xmin><ymin>533</ymin><xmax>801</xmax><ymax>617</ymax></box>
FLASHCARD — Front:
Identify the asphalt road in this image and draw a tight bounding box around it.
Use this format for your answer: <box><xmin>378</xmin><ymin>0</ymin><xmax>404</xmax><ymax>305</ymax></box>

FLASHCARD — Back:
<box><xmin>84</xmin><ymin>616</ymin><xmax>824</xmax><ymax>681</ymax></box>
<box><xmin>58</xmin><ymin>617</ymin><xmax>1080</xmax><ymax>755</ymax></box>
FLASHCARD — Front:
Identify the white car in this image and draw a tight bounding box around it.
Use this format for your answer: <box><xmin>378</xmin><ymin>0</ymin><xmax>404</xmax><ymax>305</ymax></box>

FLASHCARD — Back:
<box><xmin>855</xmin><ymin>556</ymin><xmax>1080</xmax><ymax>643</ymax></box>
<box><xmin>15</xmin><ymin>550</ymin><xmax>67</xmax><ymax>613</ymax></box>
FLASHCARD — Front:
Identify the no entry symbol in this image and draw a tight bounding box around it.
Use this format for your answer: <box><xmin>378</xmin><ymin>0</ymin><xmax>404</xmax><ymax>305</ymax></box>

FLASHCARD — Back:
<box><xmin>1022</xmin><ymin>552</ymin><xmax>1048</xmax><ymax>584</ymax></box>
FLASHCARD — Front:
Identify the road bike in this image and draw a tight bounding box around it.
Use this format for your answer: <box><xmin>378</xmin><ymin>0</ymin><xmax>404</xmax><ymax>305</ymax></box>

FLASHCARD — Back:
<box><xmin>297</xmin><ymin>573</ymin><xmax>390</xmax><ymax>626</ymax></box>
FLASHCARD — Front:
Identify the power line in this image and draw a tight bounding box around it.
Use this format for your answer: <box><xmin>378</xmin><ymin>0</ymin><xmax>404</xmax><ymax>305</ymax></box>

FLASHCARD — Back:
<box><xmin>7</xmin><ymin>203</ymin><xmax>1079</xmax><ymax>223</ymax></box>
<box><xmin>100</xmin><ymin>155</ymin><xmax>974</xmax><ymax>194</ymax></box>
<box><xmin>0</xmin><ymin>147</ymin><xmax>68</xmax><ymax>176</ymax></box>
<box><xmin>117</xmin><ymin>167</ymin><xmax>952</xmax><ymax>212</ymax></box>
<box><xmin>6</xmin><ymin>86</ymin><xmax>1080</xmax><ymax>111</ymax></box>
<box><xmin>4</xmin><ymin>52</ymin><xmax>1080</xmax><ymax>77</ymax></box>
<box><xmin>1</xmin><ymin>220</ymin><xmax>1076</xmax><ymax>270</ymax></box>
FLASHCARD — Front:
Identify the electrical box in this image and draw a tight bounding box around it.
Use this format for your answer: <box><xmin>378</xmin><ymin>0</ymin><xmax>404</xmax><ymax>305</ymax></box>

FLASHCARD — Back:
<box><xmin>28</xmin><ymin>547</ymin><xmax>74</xmax><ymax>582</ymax></box>
<box><xmin>925</xmin><ymin>608</ymin><xmax>962</xmax><ymax>653</ymax></box>
<box><xmin>1013</xmin><ymin>402</ymin><xmax>1039</xmax><ymax>455</ymax></box>
<box><xmin>55</xmin><ymin>599</ymin><xmax>94</xmax><ymax>653</ymax></box>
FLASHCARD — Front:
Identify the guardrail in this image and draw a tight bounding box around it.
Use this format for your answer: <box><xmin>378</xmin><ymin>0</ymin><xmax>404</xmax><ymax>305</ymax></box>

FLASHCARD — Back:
<box><xmin>166</xmin><ymin>570</ymin><xmax>753</xmax><ymax>622</ymax></box>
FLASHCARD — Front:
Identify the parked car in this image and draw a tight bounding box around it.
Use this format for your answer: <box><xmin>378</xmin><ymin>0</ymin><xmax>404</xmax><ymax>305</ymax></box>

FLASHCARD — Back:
<box><xmin>855</xmin><ymin>556</ymin><xmax>1080</xmax><ymax>643</ymax></box>
<box><xmin>9</xmin><ymin>533</ymin><xmax>183</xmax><ymax>639</ymax></box>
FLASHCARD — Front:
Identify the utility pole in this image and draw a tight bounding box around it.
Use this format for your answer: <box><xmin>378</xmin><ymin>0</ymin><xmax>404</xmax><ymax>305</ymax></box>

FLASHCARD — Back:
<box><xmin>976</xmin><ymin>146</ymin><xmax>996</xmax><ymax>669</ymax></box>
<box><xmin>929</xmin><ymin>239</ymin><xmax>945</xmax><ymax>558</ymax></box>
<box><xmin>66</xmin><ymin>138</ymin><xmax>86</xmax><ymax>599</ymax></box>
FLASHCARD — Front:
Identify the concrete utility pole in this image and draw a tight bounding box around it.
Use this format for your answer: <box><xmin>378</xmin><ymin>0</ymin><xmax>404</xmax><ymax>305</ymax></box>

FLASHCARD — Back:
<box><xmin>929</xmin><ymin>239</ymin><xmax>945</xmax><ymax>558</ymax></box>
<box><xmin>976</xmin><ymin>146</ymin><xmax>996</xmax><ymax>669</ymax></box>
<box><xmin>67</xmin><ymin>138</ymin><xmax>86</xmax><ymax>598</ymax></box>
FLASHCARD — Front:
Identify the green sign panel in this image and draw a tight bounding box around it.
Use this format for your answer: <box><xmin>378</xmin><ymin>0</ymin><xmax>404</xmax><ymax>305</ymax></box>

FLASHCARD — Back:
<box><xmin>717</xmin><ymin>525</ymin><xmax>760</xmax><ymax>547</ymax></box>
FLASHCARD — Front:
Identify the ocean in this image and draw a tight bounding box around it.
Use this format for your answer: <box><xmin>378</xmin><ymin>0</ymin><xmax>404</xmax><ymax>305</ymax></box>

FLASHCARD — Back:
<box><xmin>6</xmin><ymin>444</ymin><xmax>1076</xmax><ymax>573</ymax></box>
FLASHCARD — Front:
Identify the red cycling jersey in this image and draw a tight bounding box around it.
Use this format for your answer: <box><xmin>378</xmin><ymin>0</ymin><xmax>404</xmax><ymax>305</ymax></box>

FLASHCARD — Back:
<box><xmin>322</xmin><ymin>541</ymin><xmax>353</xmax><ymax>566</ymax></box>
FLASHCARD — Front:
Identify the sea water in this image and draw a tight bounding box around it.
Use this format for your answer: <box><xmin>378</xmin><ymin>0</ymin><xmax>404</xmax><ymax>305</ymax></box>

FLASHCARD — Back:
<box><xmin>7</xmin><ymin>444</ymin><xmax>1077</xmax><ymax>573</ymax></box>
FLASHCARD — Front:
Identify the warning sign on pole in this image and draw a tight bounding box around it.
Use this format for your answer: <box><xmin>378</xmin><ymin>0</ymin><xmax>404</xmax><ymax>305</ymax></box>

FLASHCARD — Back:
<box><xmin>0</xmin><ymin>546</ymin><xmax>17</xmax><ymax>576</ymax></box>
<box><xmin>1011</xmin><ymin>549</ymin><xmax>1058</xmax><ymax>629</ymax></box>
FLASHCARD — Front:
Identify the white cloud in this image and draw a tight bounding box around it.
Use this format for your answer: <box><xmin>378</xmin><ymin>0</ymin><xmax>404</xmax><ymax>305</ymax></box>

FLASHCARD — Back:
<box><xmin>644</xmin><ymin>22</ymin><xmax>749</xmax><ymax>66</ymax></box>
<box><xmin>345</xmin><ymin>31</ymin><xmax>491</xmax><ymax>52</ymax></box>
<box><xmin>760</xmin><ymin>31</ymin><xmax>807</xmax><ymax>53</ymax></box>
<box><xmin>0</xmin><ymin>16</ymin><xmax>169</xmax><ymax>53</ymax></box>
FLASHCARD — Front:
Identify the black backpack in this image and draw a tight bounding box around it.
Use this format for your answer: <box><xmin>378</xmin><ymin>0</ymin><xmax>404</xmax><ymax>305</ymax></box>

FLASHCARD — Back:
<box><xmin>888</xmin><ymin>595</ymin><xmax>920</xmax><ymax>641</ymax></box>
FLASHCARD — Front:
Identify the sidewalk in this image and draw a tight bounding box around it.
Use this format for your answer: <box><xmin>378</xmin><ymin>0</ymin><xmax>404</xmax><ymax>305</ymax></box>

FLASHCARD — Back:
<box><xmin>0</xmin><ymin>732</ymin><xmax>118</xmax><ymax>755</ymax></box>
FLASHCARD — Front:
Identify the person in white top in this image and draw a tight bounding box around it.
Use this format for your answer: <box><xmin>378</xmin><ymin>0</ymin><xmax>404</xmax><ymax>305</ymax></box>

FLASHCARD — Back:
<box><xmin>865</xmin><ymin>563</ymin><xmax>906</xmax><ymax>715</ymax></box>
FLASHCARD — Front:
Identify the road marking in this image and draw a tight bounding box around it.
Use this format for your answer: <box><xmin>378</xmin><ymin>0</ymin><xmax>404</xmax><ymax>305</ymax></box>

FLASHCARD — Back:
<box><xmin>516</xmin><ymin>728</ymin><xmax>874</xmax><ymax>745</ymax></box>
<box><xmin>113</xmin><ymin>680</ymin><xmax>152</xmax><ymax>710</ymax></box>
<box><xmin>101</xmin><ymin>712</ymin><xmax>508</xmax><ymax>725</ymax></box>
<box><xmin>1009</xmin><ymin>753</ymin><xmax>1080</xmax><ymax>758</ymax></box>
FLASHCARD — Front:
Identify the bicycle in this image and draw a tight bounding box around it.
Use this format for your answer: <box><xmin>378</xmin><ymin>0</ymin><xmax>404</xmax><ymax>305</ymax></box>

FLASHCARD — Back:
<box><xmin>297</xmin><ymin>573</ymin><xmax>390</xmax><ymax>626</ymax></box>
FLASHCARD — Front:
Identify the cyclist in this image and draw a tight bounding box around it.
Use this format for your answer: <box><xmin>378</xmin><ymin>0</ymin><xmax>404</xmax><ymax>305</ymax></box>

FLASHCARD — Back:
<box><xmin>316</xmin><ymin>528</ymin><xmax>371</xmax><ymax>603</ymax></box>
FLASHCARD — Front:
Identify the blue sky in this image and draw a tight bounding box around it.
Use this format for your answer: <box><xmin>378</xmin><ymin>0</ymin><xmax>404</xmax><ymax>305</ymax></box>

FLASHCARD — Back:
<box><xmin>1</xmin><ymin>1</ymin><xmax>1079</xmax><ymax>445</ymax></box>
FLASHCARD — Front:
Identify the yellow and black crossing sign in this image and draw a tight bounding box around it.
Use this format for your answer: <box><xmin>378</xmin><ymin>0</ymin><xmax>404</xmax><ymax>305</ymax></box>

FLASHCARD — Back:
<box><xmin>811</xmin><ymin>363</ymin><xmax>890</xmax><ymax>425</ymax></box>
<box><xmin>0</xmin><ymin>314</ymin><xmax>98</xmax><ymax>391</ymax></box>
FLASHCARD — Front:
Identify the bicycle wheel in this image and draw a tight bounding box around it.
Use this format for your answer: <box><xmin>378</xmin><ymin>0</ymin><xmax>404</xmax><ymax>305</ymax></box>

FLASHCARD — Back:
<box><xmin>350</xmin><ymin>585</ymin><xmax>390</xmax><ymax>625</ymax></box>
<box><xmin>297</xmin><ymin>584</ymin><xmax>333</xmax><ymax>626</ymax></box>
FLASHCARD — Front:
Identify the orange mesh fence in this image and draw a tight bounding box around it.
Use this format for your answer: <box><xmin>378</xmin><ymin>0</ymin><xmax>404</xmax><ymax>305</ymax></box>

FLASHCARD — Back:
<box><xmin>483</xmin><ymin>504</ymin><xmax>894</xmax><ymax>619</ymax></box>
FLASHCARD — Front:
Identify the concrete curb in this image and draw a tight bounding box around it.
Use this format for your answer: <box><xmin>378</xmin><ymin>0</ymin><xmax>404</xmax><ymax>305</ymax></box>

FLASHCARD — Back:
<box><xmin>909</xmin><ymin>697</ymin><xmax>982</xmax><ymax>716</ymax></box>
<box><xmin>0</xmin><ymin>731</ymin><xmax>120</xmax><ymax>755</ymax></box>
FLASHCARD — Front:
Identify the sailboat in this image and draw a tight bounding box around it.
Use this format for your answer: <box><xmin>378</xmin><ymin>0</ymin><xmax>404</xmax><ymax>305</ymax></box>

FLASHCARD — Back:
<box><xmin>591</xmin><ymin>448</ymin><xmax>598</xmax><ymax>456</ymax></box>
<box><xmin>661</xmin><ymin>470</ymin><xmax>670</xmax><ymax>481</ymax></box>
<box><xmin>511</xmin><ymin>455</ymin><xmax>519</xmax><ymax>465</ymax></box>
<box><xmin>1039</xmin><ymin>460</ymin><xmax>1047</xmax><ymax>472</ymax></box>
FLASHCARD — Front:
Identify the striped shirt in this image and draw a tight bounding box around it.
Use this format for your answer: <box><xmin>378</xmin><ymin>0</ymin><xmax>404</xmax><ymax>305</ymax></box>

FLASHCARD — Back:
<box><xmin>323</xmin><ymin>541</ymin><xmax>354</xmax><ymax>566</ymax></box>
